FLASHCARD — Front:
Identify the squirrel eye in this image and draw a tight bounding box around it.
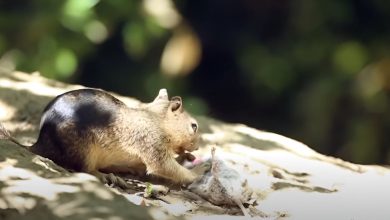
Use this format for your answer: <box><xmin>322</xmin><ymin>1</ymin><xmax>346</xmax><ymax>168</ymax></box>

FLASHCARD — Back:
<box><xmin>191</xmin><ymin>123</ymin><xmax>198</xmax><ymax>133</ymax></box>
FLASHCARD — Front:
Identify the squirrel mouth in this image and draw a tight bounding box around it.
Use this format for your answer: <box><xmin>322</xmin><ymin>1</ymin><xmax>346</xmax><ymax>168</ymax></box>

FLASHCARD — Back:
<box><xmin>175</xmin><ymin>142</ymin><xmax>198</xmax><ymax>154</ymax></box>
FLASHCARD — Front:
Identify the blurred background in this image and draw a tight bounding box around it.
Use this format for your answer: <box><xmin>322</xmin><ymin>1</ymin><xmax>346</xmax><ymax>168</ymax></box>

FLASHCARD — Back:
<box><xmin>0</xmin><ymin>0</ymin><xmax>389</xmax><ymax>164</ymax></box>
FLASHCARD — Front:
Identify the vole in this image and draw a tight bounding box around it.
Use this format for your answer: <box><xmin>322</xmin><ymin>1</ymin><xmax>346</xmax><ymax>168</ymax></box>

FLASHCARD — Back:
<box><xmin>189</xmin><ymin>147</ymin><xmax>253</xmax><ymax>217</ymax></box>
<box><xmin>0</xmin><ymin>88</ymin><xmax>209</xmax><ymax>188</ymax></box>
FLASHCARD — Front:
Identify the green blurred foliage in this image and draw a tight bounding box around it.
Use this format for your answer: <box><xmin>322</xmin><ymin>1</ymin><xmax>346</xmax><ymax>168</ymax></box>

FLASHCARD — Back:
<box><xmin>1</xmin><ymin>0</ymin><xmax>390</xmax><ymax>164</ymax></box>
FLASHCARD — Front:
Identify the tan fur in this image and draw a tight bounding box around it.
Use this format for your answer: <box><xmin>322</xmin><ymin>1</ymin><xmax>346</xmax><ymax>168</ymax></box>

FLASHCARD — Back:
<box><xmin>0</xmin><ymin>88</ymin><xmax>208</xmax><ymax>186</ymax></box>
<box><xmin>87</xmin><ymin>99</ymin><xmax>203</xmax><ymax>184</ymax></box>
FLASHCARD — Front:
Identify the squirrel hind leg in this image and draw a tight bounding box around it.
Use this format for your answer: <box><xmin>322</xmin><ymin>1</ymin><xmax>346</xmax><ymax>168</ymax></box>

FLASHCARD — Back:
<box><xmin>91</xmin><ymin>170</ymin><xmax>133</xmax><ymax>190</ymax></box>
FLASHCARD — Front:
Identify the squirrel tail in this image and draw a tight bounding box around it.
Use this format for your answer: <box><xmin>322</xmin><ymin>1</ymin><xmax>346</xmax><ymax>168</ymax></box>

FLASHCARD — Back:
<box><xmin>0</xmin><ymin>122</ymin><xmax>29</xmax><ymax>148</ymax></box>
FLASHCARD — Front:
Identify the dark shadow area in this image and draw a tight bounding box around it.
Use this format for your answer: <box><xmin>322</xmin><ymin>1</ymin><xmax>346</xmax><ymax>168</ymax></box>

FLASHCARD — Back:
<box><xmin>272</xmin><ymin>182</ymin><xmax>337</xmax><ymax>193</ymax></box>
<box><xmin>0</xmin><ymin>137</ymin><xmax>153</xmax><ymax>219</ymax></box>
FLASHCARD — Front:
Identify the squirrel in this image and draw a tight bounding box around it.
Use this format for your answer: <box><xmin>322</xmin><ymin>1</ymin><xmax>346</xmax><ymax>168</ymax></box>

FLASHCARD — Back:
<box><xmin>0</xmin><ymin>88</ymin><xmax>210</xmax><ymax>188</ymax></box>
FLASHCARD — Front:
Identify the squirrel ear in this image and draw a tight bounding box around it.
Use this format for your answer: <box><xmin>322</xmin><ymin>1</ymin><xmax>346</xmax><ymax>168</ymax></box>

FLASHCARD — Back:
<box><xmin>147</xmin><ymin>88</ymin><xmax>170</xmax><ymax>114</ymax></box>
<box><xmin>153</xmin><ymin>88</ymin><xmax>169</xmax><ymax>103</ymax></box>
<box><xmin>170</xmin><ymin>96</ymin><xmax>183</xmax><ymax>112</ymax></box>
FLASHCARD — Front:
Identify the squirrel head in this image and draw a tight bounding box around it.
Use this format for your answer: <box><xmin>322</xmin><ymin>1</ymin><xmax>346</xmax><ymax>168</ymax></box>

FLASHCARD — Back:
<box><xmin>148</xmin><ymin>89</ymin><xmax>199</xmax><ymax>154</ymax></box>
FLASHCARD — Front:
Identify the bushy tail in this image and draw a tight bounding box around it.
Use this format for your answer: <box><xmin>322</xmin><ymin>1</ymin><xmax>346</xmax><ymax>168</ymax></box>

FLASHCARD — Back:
<box><xmin>0</xmin><ymin>122</ymin><xmax>28</xmax><ymax>148</ymax></box>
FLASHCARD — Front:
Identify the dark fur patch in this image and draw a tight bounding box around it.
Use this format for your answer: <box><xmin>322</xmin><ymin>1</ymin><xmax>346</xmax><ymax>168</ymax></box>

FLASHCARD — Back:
<box><xmin>73</xmin><ymin>102</ymin><xmax>114</xmax><ymax>129</ymax></box>
<box><xmin>33</xmin><ymin>121</ymin><xmax>85</xmax><ymax>171</ymax></box>
<box><xmin>33</xmin><ymin>89</ymin><xmax>125</xmax><ymax>171</ymax></box>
